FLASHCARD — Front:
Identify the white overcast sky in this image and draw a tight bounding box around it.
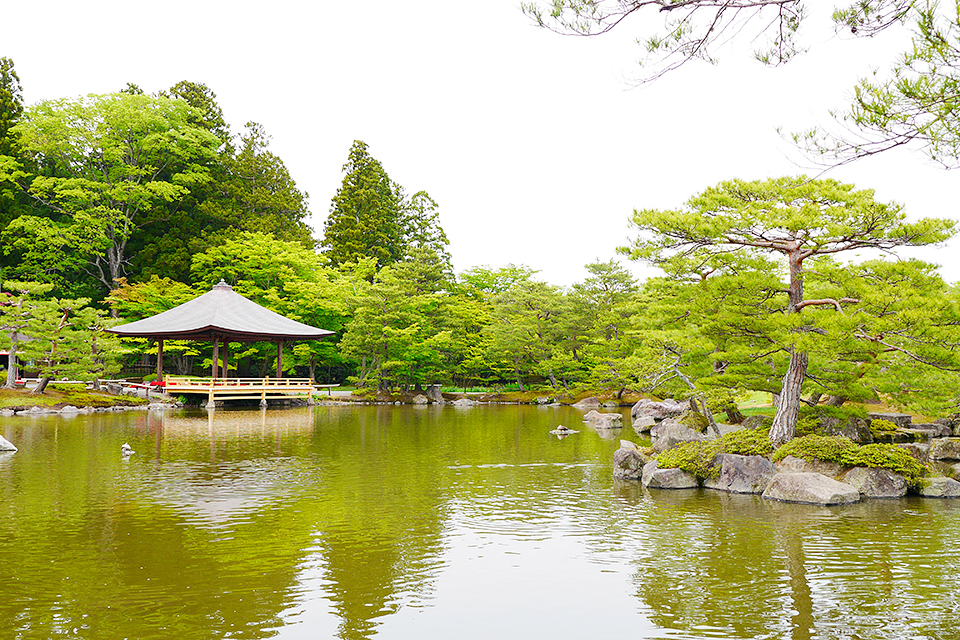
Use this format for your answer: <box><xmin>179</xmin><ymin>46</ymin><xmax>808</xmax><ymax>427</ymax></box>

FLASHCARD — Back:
<box><xmin>4</xmin><ymin>1</ymin><xmax>958</xmax><ymax>286</ymax></box>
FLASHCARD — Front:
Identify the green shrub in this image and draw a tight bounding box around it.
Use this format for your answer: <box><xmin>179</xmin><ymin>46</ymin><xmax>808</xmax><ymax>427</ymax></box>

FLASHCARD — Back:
<box><xmin>772</xmin><ymin>434</ymin><xmax>857</xmax><ymax>464</ymax></box>
<box><xmin>719</xmin><ymin>427</ymin><xmax>774</xmax><ymax>457</ymax></box>
<box><xmin>656</xmin><ymin>427</ymin><xmax>774</xmax><ymax>480</ymax></box>
<box><xmin>794</xmin><ymin>416</ymin><xmax>824</xmax><ymax>438</ymax></box>
<box><xmin>773</xmin><ymin>434</ymin><xmax>927</xmax><ymax>490</ymax></box>
<box><xmin>844</xmin><ymin>444</ymin><xmax>928</xmax><ymax>490</ymax></box>
<box><xmin>869</xmin><ymin>418</ymin><xmax>899</xmax><ymax>439</ymax></box>
<box><xmin>48</xmin><ymin>383</ymin><xmax>87</xmax><ymax>393</ymax></box>
<box><xmin>656</xmin><ymin>440</ymin><xmax>720</xmax><ymax>479</ymax></box>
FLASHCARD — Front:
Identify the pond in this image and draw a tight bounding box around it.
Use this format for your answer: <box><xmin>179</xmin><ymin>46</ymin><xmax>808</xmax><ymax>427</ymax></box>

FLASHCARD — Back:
<box><xmin>1</xmin><ymin>405</ymin><xmax>958</xmax><ymax>640</ymax></box>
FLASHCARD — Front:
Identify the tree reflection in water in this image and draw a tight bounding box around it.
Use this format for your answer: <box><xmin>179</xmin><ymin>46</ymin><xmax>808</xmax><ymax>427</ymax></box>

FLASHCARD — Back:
<box><xmin>1</xmin><ymin>406</ymin><xmax>959</xmax><ymax>640</ymax></box>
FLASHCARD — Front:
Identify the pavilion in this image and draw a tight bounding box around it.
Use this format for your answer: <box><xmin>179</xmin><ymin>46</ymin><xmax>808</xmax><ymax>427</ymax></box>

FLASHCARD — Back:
<box><xmin>108</xmin><ymin>280</ymin><xmax>335</xmax><ymax>382</ymax></box>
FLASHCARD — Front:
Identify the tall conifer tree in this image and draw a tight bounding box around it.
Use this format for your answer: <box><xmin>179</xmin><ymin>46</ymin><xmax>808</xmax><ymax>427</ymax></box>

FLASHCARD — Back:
<box><xmin>321</xmin><ymin>140</ymin><xmax>404</xmax><ymax>268</ymax></box>
<box><xmin>0</xmin><ymin>57</ymin><xmax>22</xmax><ymax>157</ymax></box>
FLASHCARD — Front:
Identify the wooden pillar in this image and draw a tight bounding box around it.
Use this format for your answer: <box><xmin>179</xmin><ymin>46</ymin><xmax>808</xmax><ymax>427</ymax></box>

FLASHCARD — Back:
<box><xmin>221</xmin><ymin>342</ymin><xmax>230</xmax><ymax>380</ymax></box>
<box><xmin>156</xmin><ymin>338</ymin><xmax>164</xmax><ymax>383</ymax></box>
<box><xmin>276</xmin><ymin>341</ymin><xmax>283</xmax><ymax>379</ymax></box>
<box><xmin>212</xmin><ymin>338</ymin><xmax>219</xmax><ymax>381</ymax></box>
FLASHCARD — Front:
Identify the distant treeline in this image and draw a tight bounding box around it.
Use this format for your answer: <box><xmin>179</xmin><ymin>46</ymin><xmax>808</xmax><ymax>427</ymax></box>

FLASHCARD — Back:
<box><xmin>3</xmin><ymin>57</ymin><xmax>960</xmax><ymax>432</ymax></box>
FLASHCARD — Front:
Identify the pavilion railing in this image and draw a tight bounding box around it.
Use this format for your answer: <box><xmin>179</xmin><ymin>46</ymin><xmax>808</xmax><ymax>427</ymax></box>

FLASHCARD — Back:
<box><xmin>162</xmin><ymin>375</ymin><xmax>316</xmax><ymax>404</ymax></box>
<box><xmin>163</xmin><ymin>376</ymin><xmax>313</xmax><ymax>388</ymax></box>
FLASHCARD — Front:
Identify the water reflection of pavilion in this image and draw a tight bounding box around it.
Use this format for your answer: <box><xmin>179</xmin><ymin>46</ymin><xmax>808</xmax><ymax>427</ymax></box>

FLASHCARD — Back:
<box><xmin>160</xmin><ymin>407</ymin><xmax>316</xmax><ymax>438</ymax></box>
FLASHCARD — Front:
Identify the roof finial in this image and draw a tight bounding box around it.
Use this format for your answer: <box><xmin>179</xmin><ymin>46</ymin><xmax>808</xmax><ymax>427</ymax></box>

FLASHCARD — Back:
<box><xmin>213</xmin><ymin>279</ymin><xmax>233</xmax><ymax>290</ymax></box>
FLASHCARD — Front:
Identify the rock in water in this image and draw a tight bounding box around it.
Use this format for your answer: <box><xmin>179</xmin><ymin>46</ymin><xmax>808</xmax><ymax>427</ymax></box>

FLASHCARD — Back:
<box><xmin>121</xmin><ymin>443</ymin><xmax>134</xmax><ymax>458</ymax></box>
<box><xmin>839</xmin><ymin>467</ymin><xmax>907</xmax><ymax>498</ymax></box>
<box><xmin>549</xmin><ymin>425</ymin><xmax>578</xmax><ymax>435</ymax></box>
<box><xmin>920</xmin><ymin>476</ymin><xmax>960</xmax><ymax>498</ymax></box>
<box><xmin>613</xmin><ymin>441</ymin><xmax>647</xmax><ymax>480</ymax></box>
<box><xmin>703</xmin><ymin>454</ymin><xmax>776</xmax><ymax>494</ymax></box>
<box><xmin>762</xmin><ymin>472</ymin><xmax>860</xmax><ymax>505</ymax></box>
<box><xmin>0</xmin><ymin>435</ymin><xmax>18</xmax><ymax>452</ymax></box>
<box><xmin>641</xmin><ymin>461</ymin><xmax>699</xmax><ymax>489</ymax></box>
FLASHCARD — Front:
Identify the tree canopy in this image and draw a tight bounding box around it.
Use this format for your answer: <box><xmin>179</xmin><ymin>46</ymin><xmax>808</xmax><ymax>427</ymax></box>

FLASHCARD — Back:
<box><xmin>3</xmin><ymin>92</ymin><xmax>221</xmax><ymax>292</ymax></box>
<box><xmin>621</xmin><ymin>176</ymin><xmax>957</xmax><ymax>443</ymax></box>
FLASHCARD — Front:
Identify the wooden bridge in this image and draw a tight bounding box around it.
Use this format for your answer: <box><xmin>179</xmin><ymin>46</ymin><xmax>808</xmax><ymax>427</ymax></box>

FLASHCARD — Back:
<box><xmin>163</xmin><ymin>376</ymin><xmax>315</xmax><ymax>406</ymax></box>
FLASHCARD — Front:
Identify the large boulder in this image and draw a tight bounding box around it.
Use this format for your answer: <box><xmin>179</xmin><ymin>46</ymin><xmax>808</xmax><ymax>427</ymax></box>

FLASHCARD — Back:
<box><xmin>919</xmin><ymin>476</ymin><xmax>960</xmax><ymax>498</ymax></box>
<box><xmin>822</xmin><ymin>416</ymin><xmax>872</xmax><ymax>444</ymax></box>
<box><xmin>676</xmin><ymin>409</ymin><xmax>709</xmax><ymax>434</ymax></box>
<box><xmin>948</xmin><ymin>463</ymin><xmax>960</xmax><ymax>480</ymax></box>
<box><xmin>929</xmin><ymin>438</ymin><xmax>960</xmax><ymax>461</ymax></box>
<box><xmin>573</xmin><ymin>397</ymin><xmax>602</xmax><ymax>408</ymax></box>
<box><xmin>935</xmin><ymin>416</ymin><xmax>960</xmax><ymax>436</ymax></box>
<box><xmin>641</xmin><ymin>461</ymin><xmax>698</xmax><ymax>489</ymax></box>
<box><xmin>868</xmin><ymin>412</ymin><xmax>913</xmax><ymax>428</ymax></box>
<box><xmin>896</xmin><ymin>442</ymin><xmax>931</xmax><ymax>463</ymax></box>
<box><xmin>0</xmin><ymin>435</ymin><xmax>17</xmax><ymax>452</ymax></box>
<box><xmin>741</xmin><ymin>415</ymin><xmax>772</xmax><ymax>430</ymax></box>
<box><xmin>775</xmin><ymin>455</ymin><xmax>846</xmax><ymax>478</ymax></box>
<box><xmin>762</xmin><ymin>472</ymin><xmax>861</xmax><ymax>505</ymax></box>
<box><xmin>411</xmin><ymin>394</ymin><xmax>429</xmax><ymax>405</ymax></box>
<box><xmin>583</xmin><ymin>410</ymin><xmax>623</xmax><ymax>428</ymax></box>
<box><xmin>631</xmin><ymin>398</ymin><xmax>687</xmax><ymax>421</ymax></box>
<box><xmin>912</xmin><ymin>423</ymin><xmax>952</xmax><ymax>438</ymax></box>
<box><xmin>704</xmin><ymin>454</ymin><xmax>776</xmax><ymax>494</ymax></box>
<box><xmin>613</xmin><ymin>441</ymin><xmax>649</xmax><ymax>480</ymax></box>
<box><xmin>633</xmin><ymin>415</ymin><xmax>656</xmax><ymax>434</ymax></box>
<box><xmin>451</xmin><ymin>398</ymin><xmax>476</xmax><ymax>407</ymax></box>
<box><xmin>650</xmin><ymin>423</ymin><xmax>706</xmax><ymax>453</ymax></box>
<box><xmin>426</xmin><ymin>385</ymin><xmax>445</xmax><ymax>404</ymax></box>
<box><xmin>840</xmin><ymin>467</ymin><xmax>907</xmax><ymax>498</ymax></box>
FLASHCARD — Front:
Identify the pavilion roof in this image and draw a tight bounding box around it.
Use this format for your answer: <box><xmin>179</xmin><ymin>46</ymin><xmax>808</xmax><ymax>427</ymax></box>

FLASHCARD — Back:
<box><xmin>107</xmin><ymin>281</ymin><xmax>335</xmax><ymax>342</ymax></box>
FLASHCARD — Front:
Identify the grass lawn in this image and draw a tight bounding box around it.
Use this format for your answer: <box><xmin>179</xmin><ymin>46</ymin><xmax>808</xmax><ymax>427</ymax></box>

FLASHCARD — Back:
<box><xmin>0</xmin><ymin>385</ymin><xmax>147</xmax><ymax>410</ymax></box>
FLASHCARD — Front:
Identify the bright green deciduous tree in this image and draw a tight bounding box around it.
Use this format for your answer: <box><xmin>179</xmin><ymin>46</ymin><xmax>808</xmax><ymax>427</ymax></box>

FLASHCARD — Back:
<box><xmin>192</xmin><ymin>231</ymin><xmax>354</xmax><ymax>380</ymax></box>
<box><xmin>108</xmin><ymin>275</ymin><xmax>202</xmax><ymax>376</ymax></box>
<box><xmin>339</xmin><ymin>247</ymin><xmax>474</xmax><ymax>391</ymax></box>
<box><xmin>321</xmin><ymin>140</ymin><xmax>405</xmax><ymax>269</ymax></box>
<box><xmin>5</xmin><ymin>93</ymin><xmax>221</xmax><ymax>292</ymax></box>
<box><xmin>621</xmin><ymin>176</ymin><xmax>956</xmax><ymax>444</ymax></box>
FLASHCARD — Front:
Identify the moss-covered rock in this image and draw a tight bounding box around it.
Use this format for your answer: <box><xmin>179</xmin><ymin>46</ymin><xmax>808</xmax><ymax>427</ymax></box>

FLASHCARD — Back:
<box><xmin>655</xmin><ymin>427</ymin><xmax>774</xmax><ymax>481</ymax></box>
<box><xmin>741</xmin><ymin>415</ymin><xmax>772</xmax><ymax>430</ymax></box>
<box><xmin>677</xmin><ymin>410</ymin><xmax>709</xmax><ymax>433</ymax></box>
<box><xmin>773</xmin><ymin>435</ymin><xmax>928</xmax><ymax>491</ymax></box>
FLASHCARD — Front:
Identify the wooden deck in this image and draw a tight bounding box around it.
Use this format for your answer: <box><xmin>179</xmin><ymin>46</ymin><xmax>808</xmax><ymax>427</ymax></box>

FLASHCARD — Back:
<box><xmin>163</xmin><ymin>376</ymin><xmax>315</xmax><ymax>406</ymax></box>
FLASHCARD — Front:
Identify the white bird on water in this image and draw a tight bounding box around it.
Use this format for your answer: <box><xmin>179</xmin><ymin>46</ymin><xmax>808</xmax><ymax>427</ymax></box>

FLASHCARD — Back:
<box><xmin>121</xmin><ymin>443</ymin><xmax>134</xmax><ymax>458</ymax></box>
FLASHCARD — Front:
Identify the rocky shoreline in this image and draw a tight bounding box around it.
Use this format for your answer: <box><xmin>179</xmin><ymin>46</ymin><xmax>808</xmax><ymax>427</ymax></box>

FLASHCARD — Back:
<box><xmin>613</xmin><ymin>398</ymin><xmax>960</xmax><ymax>505</ymax></box>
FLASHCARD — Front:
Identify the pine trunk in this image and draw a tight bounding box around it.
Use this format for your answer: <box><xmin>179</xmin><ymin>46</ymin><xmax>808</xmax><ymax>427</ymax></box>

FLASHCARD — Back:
<box><xmin>32</xmin><ymin>376</ymin><xmax>52</xmax><ymax>395</ymax></box>
<box><xmin>769</xmin><ymin>349</ymin><xmax>809</xmax><ymax>446</ymax></box>
<box><xmin>4</xmin><ymin>341</ymin><xmax>18</xmax><ymax>389</ymax></box>
<box><xmin>724</xmin><ymin>404</ymin><xmax>745</xmax><ymax>424</ymax></box>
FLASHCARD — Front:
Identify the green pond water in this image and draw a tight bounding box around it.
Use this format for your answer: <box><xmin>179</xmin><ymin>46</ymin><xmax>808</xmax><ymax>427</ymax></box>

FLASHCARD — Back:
<box><xmin>1</xmin><ymin>405</ymin><xmax>959</xmax><ymax>640</ymax></box>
